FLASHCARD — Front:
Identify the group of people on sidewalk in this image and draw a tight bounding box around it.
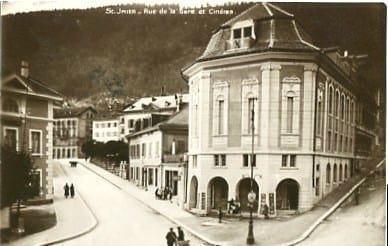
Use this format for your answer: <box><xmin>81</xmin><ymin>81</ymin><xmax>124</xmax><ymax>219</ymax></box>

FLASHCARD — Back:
<box><xmin>166</xmin><ymin>226</ymin><xmax>187</xmax><ymax>246</ymax></box>
<box><xmin>155</xmin><ymin>187</ymin><xmax>174</xmax><ymax>202</ymax></box>
<box><xmin>64</xmin><ymin>183</ymin><xmax>76</xmax><ymax>198</ymax></box>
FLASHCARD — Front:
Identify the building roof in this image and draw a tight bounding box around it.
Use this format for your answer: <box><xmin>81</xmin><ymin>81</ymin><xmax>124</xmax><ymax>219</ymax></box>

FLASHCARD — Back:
<box><xmin>197</xmin><ymin>3</ymin><xmax>319</xmax><ymax>62</ymax></box>
<box><xmin>54</xmin><ymin>106</ymin><xmax>96</xmax><ymax>118</ymax></box>
<box><xmin>123</xmin><ymin>94</ymin><xmax>189</xmax><ymax>113</ymax></box>
<box><xmin>126</xmin><ymin>106</ymin><xmax>188</xmax><ymax>139</ymax></box>
<box><xmin>1</xmin><ymin>74</ymin><xmax>63</xmax><ymax>101</ymax></box>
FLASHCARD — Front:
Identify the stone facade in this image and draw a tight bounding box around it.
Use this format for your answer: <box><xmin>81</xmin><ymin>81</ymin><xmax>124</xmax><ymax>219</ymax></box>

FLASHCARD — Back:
<box><xmin>182</xmin><ymin>3</ymin><xmax>378</xmax><ymax>217</ymax></box>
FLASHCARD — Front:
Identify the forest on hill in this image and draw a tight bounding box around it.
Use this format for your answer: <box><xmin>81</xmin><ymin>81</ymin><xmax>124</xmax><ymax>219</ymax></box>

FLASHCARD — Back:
<box><xmin>2</xmin><ymin>2</ymin><xmax>385</xmax><ymax>101</ymax></box>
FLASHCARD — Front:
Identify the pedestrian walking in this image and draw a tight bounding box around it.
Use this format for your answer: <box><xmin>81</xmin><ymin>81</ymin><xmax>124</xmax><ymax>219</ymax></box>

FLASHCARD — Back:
<box><xmin>168</xmin><ymin>187</ymin><xmax>173</xmax><ymax>203</ymax></box>
<box><xmin>165</xmin><ymin>227</ymin><xmax>177</xmax><ymax>246</ymax></box>
<box><xmin>64</xmin><ymin>183</ymin><xmax>69</xmax><ymax>198</ymax></box>
<box><xmin>177</xmin><ymin>226</ymin><xmax>185</xmax><ymax>241</ymax></box>
<box><xmin>263</xmin><ymin>204</ymin><xmax>269</xmax><ymax>219</ymax></box>
<box><xmin>355</xmin><ymin>187</ymin><xmax>360</xmax><ymax>205</ymax></box>
<box><xmin>70</xmin><ymin>183</ymin><xmax>75</xmax><ymax>198</ymax></box>
<box><xmin>155</xmin><ymin>188</ymin><xmax>160</xmax><ymax>199</ymax></box>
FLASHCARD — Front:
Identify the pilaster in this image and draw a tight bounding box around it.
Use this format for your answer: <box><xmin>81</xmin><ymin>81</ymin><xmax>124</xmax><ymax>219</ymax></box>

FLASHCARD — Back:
<box><xmin>302</xmin><ymin>64</ymin><xmax>317</xmax><ymax>151</ymax></box>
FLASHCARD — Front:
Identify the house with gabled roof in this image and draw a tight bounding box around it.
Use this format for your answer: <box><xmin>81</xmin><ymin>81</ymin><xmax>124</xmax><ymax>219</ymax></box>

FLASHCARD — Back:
<box><xmin>182</xmin><ymin>3</ymin><xmax>379</xmax><ymax>217</ymax></box>
<box><xmin>127</xmin><ymin>106</ymin><xmax>188</xmax><ymax>207</ymax></box>
<box><xmin>1</xmin><ymin>61</ymin><xmax>63</xmax><ymax>204</ymax></box>
<box><xmin>119</xmin><ymin>93</ymin><xmax>188</xmax><ymax>141</ymax></box>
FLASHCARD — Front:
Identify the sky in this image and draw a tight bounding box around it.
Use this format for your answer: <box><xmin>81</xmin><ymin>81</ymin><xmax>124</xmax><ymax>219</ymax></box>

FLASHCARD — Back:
<box><xmin>1</xmin><ymin>0</ymin><xmax>380</xmax><ymax>15</ymax></box>
<box><xmin>1</xmin><ymin>0</ymin><xmax>252</xmax><ymax>15</ymax></box>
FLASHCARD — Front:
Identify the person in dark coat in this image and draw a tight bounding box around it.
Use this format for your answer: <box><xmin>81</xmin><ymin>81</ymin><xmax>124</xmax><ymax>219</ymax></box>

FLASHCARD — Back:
<box><xmin>70</xmin><ymin>183</ymin><xmax>75</xmax><ymax>198</ymax></box>
<box><xmin>64</xmin><ymin>183</ymin><xmax>69</xmax><ymax>198</ymax></box>
<box><xmin>155</xmin><ymin>188</ymin><xmax>160</xmax><ymax>199</ymax></box>
<box><xmin>177</xmin><ymin>226</ymin><xmax>185</xmax><ymax>242</ymax></box>
<box><xmin>165</xmin><ymin>227</ymin><xmax>177</xmax><ymax>246</ymax></box>
<box><xmin>263</xmin><ymin>204</ymin><xmax>269</xmax><ymax>219</ymax></box>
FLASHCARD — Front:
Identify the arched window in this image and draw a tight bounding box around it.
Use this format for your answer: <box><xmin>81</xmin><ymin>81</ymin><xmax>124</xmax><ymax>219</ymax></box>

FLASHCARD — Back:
<box><xmin>346</xmin><ymin>97</ymin><xmax>352</xmax><ymax>122</ymax></box>
<box><xmin>326</xmin><ymin>163</ymin><xmax>331</xmax><ymax>184</ymax></box>
<box><xmin>341</xmin><ymin>94</ymin><xmax>346</xmax><ymax>120</ymax></box>
<box><xmin>333</xmin><ymin>164</ymin><xmax>338</xmax><ymax>183</ymax></box>
<box><xmin>335</xmin><ymin>91</ymin><xmax>340</xmax><ymax>117</ymax></box>
<box><xmin>2</xmin><ymin>98</ymin><xmax>19</xmax><ymax>113</ymax></box>
<box><xmin>339</xmin><ymin>164</ymin><xmax>343</xmax><ymax>182</ymax></box>
<box><xmin>328</xmin><ymin>86</ymin><xmax>333</xmax><ymax>114</ymax></box>
<box><xmin>344</xmin><ymin>165</ymin><xmax>348</xmax><ymax>179</ymax></box>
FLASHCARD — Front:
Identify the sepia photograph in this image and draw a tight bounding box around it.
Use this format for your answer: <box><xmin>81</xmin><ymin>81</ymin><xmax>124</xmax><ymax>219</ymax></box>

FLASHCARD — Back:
<box><xmin>0</xmin><ymin>1</ymin><xmax>386</xmax><ymax>245</ymax></box>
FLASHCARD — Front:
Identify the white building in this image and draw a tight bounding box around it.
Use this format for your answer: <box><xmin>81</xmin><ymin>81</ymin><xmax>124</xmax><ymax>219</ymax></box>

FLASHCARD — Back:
<box><xmin>119</xmin><ymin>94</ymin><xmax>189</xmax><ymax>141</ymax></box>
<box><xmin>93</xmin><ymin>118</ymin><xmax>120</xmax><ymax>143</ymax></box>
<box><xmin>128</xmin><ymin>107</ymin><xmax>188</xmax><ymax>206</ymax></box>
<box><xmin>182</xmin><ymin>3</ymin><xmax>378</xmax><ymax>217</ymax></box>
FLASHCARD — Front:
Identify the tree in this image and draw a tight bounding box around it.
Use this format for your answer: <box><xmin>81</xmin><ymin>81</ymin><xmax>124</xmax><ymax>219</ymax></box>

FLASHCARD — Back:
<box><xmin>81</xmin><ymin>139</ymin><xmax>95</xmax><ymax>158</ymax></box>
<box><xmin>1</xmin><ymin>145</ymin><xmax>34</xmax><ymax>228</ymax></box>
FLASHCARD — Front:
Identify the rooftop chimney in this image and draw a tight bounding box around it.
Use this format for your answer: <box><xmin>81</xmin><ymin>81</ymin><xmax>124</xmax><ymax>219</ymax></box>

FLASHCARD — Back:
<box><xmin>176</xmin><ymin>93</ymin><xmax>183</xmax><ymax>112</ymax></box>
<box><xmin>160</xmin><ymin>86</ymin><xmax>166</xmax><ymax>96</ymax></box>
<box><xmin>21</xmin><ymin>61</ymin><xmax>29</xmax><ymax>78</ymax></box>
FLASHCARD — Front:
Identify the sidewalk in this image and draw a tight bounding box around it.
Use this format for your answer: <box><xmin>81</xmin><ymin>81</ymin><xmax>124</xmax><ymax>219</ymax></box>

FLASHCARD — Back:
<box><xmin>4</xmin><ymin>160</ymin><xmax>97</xmax><ymax>246</ymax></box>
<box><xmin>79</xmin><ymin>158</ymin><xmax>384</xmax><ymax>246</ymax></box>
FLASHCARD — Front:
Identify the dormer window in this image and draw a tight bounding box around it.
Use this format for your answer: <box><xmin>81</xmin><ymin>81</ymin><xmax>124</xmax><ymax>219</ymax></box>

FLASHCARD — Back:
<box><xmin>227</xmin><ymin>20</ymin><xmax>255</xmax><ymax>50</ymax></box>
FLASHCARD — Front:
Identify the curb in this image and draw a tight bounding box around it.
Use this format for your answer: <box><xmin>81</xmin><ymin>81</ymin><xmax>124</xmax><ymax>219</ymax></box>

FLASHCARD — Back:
<box><xmin>79</xmin><ymin>161</ymin><xmax>223</xmax><ymax>246</ymax></box>
<box><xmin>277</xmin><ymin>158</ymin><xmax>385</xmax><ymax>246</ymax></box>
<box><xmin>35</xmin><ymin>162</ymin><xmax>99</xmax><ymax>246</ymax></box>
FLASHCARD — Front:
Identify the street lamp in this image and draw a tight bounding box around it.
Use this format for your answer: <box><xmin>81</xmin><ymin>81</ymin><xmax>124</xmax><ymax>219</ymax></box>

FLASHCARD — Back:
<box><xmin>246</xmin><ymin>98</ymin><xmax>257</xmax><ymax>245</ymax></box>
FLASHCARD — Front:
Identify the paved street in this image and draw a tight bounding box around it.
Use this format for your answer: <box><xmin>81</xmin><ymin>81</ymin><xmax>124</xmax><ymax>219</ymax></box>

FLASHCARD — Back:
<box><xmin>54</xmin><ymin>160</ymin><xmax>207</xmax><ymax>246</ymax></box>
<box><xmin>300</xmin><ymin>173</ymin><xmax>386</xmax><ymax>246</ymax></box>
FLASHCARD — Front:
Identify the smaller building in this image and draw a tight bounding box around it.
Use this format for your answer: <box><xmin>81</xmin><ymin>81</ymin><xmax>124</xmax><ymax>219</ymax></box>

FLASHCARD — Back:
<box><xmin>127</xmin><ymin>106</ymin><xmax>188</xmax><ymax>206</ymax></box>
<box><xmin>53</xmin><ymin>106</ymin><xmax>96</xmax><ymax>159</ymax></box>
<box><xmin>120</xmin><ymin>93</ymin><xmax>188</xmax><ymax>141</ymax></box>
<box><xmin>93</xmin><ymin>118</ymin><xmax>120</xmax><ymax>143</ymax></box>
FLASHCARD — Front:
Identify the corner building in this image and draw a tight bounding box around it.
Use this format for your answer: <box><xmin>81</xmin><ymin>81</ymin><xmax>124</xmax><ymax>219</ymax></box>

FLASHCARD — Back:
<box><xmin>182</xmin><ymin>3</ymin><xmax>378</xmax><ymax>216</ymax></box>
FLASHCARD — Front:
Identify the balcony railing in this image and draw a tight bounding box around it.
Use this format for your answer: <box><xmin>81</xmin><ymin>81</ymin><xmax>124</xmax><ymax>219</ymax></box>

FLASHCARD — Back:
<box><xmin>225</xmin><ymin>37</ymin><xmax>255</xmax><ymax>50</ymax></box>
<box><xmin>163</xmin><ymin>153</ymin><xmax>185</xmax><ymax>163</ymax></box>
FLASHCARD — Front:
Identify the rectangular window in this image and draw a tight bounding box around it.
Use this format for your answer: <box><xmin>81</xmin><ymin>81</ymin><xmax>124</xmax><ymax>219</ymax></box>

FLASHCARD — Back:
<box><xmin>108</xmin><ymin>123</ymin><xmax>111</xmax><ymax>128</ymax></box>
<box><xmin>221</xmin><ymin>155</ymin><xmax>226</xmax><ymax>166</ymax></box>
<box><xmin>4</xmin><ymin>127</ymin><xmax>18</xmax><ymax>151</ymax></box>
<box><xmin>243</xmin><ymin>26</ymin><xmax>252</xmax><ymax>37</ymax></box>
<box><xmin>290</xmin><ymin>155</ymin><xmax>296</xmax><ymax>167</ymax></box>
<box><xmin>142</xmin><ymin>143</ymin><xmax>146</xmax><ymax>157</ymax></box>
<box><xmin>143</xmin><ymin>118</ymin><xmax>150</xmax><ymax>129</ymax></box>
<box><xmin>30</xmin><ymin>130</ymin><xmax>42</xmax><ymax>155</ymax></box>
<box><xmin>287</xmin><ymin>97</ymin><xmax>294</xmax><ymax>133</ymax></box>
<box><xmin>218</xmin><ymin>100</ymin><xmax>224</xmax><ymax>135</ymax></box>
<box><xmin>317</xmin><ymin>101</ymin><xmax>322</xmax><ymax>135</ymax></box>
<box><xmin>233</xmin><ymin>28</ymin><xmax>241</xmax><ymax>39</ymax></box>
<box><xmin>243</xmin><ymin>154</ymin><xmax>255</xmax><ymax>167</ymax></box>
<box><xmin>243</xmin><ymin>154</ymin><xmax>249</xmax><ymax>167</ymax></box>
<box><xmin>339</xmin><ymin>135</ymin><xmax>343</xmax><ymax>152</ymax></box>
<box><xmin>334</xmin><ymin>133</ymin><xmax>338</xmax><ymax>151</ymax></box>
<box><xmin>214</xmin><ymin>155</ymin><xmax>219</xmax><ymax>166</ymax></box>
<box><xmin>282</xmin><ymin>155</ymin><xmax>287</xmax><ymax>167</ymax></box>
<box><xmin>148</xmin><ymin>169</ymin><xmax>153</xmax><ymax>185</ymax></box>
<box><xmin>327</xmin><ymin>131</ymin><xmax>332</xmax><ymax>151</ymax></box>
